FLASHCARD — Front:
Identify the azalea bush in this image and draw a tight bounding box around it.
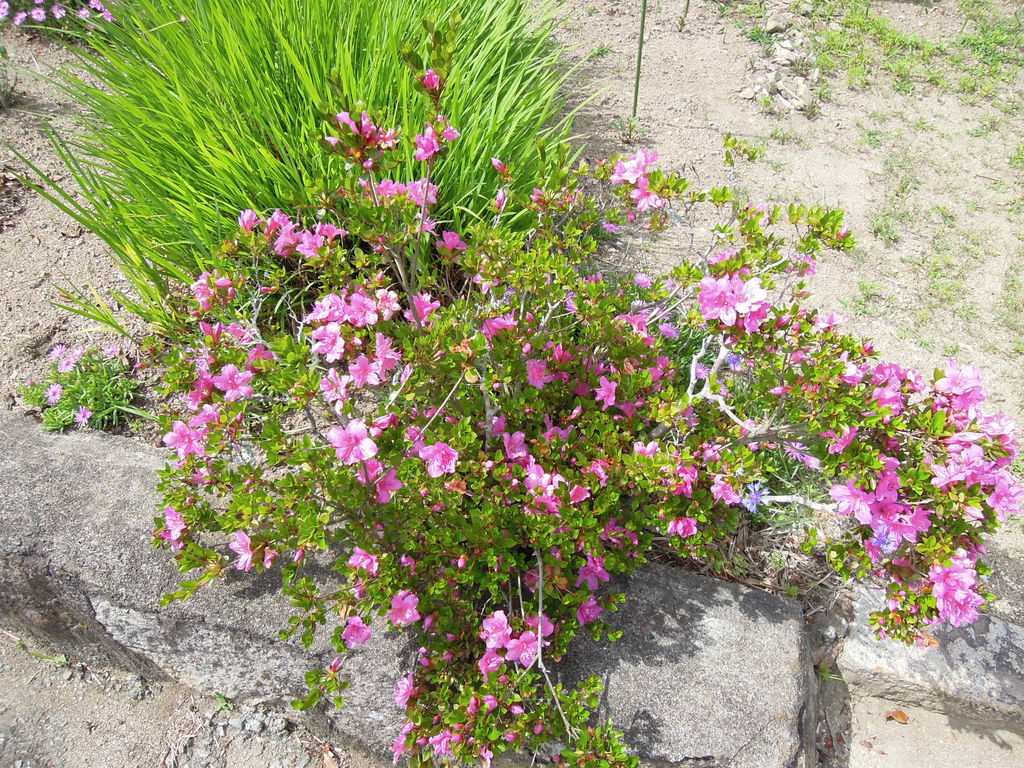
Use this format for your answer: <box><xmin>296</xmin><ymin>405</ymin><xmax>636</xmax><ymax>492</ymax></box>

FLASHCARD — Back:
<box><xmin>19</xmin><ymin>344</ymin><xmax>141</xmax><ymax>431</ymax></box>
<box><xmin>146</xmin><ymin>71</ymin><xmax>1024</xmax><ymax>765</ymax></box>
<box><xmin>28</xmin><ymin>0</ymin><xmax>573</xmax><ymax>334</ymax></box>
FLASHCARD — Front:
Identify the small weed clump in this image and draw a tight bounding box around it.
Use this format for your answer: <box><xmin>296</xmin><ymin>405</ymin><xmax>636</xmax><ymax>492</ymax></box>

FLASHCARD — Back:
<box><xmin>19</xmin><ymin>345</ymin><xmax>141</xmax><ymax>431</ymax></box>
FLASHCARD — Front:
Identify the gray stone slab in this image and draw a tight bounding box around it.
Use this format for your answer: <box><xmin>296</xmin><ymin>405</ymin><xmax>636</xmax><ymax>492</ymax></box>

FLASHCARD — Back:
<box><xmin>559</xmin><ymin>563</ymin><xmax>817</xmax><ymax>768</ymax></box>
<box><xmin>0</xmin><ymin>412</ymin><xmax>820</xmax><ymax>764</ymax></box>
<box><xmin>838</xmin><ymin>585</ymin><xmax>1024</xmax><ymax>724</ymax></box>
<box><xmin>0</xmin><ymin>411</ymin><xmax>405</xmax><ymax>759</ymax></box>
<box><xmin>987</xmin><ymin>522</ymin><xmax>1024</xmax><ymax>628</ymax></box>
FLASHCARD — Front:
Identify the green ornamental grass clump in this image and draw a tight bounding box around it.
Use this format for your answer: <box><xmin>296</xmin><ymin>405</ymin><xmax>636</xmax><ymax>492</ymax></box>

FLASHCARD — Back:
<box><xmin>28</xmin><ymin>0</ymin><xmax>574</xmax><ymax>333</ymax></box>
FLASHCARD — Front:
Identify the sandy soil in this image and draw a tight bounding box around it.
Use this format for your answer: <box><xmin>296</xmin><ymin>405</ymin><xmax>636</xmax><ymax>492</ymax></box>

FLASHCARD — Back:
<box><xmin>0</xmin><ymin>27</ymin><xmax>143</xmax><ymax>406</ymax></box>
<box><xmin>0</xmin><ymin>633</ymin><xmax>377</xmax><ymax>768</ymax></box>
<box><xmin>555</xmin><ymin>0</ymin><xmax>1024</xmax><ymax>421</ymax></box>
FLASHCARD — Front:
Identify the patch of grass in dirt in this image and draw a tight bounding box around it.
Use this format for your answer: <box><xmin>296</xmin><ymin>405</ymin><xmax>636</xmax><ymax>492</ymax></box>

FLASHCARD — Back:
<box><xmin>869</xmin><ymin>148</ymin><xmax>922</xmax><ymax>244</ymax></box>
<box><xmin>904</xmin><ymin>225</ymin><xmax>986</xmax><ymax>322</ymax></box>
<box><xmin>769</xmin><ymin>126</ymin><xmax>804</xmax><ymax>145</ymax></box>
<box><xmin>802</xmin><ymin>0</ymin><xmax>1024</xmax><ymax>103</ymax></box>
<box><xmin>999</xmin><ymin>260</ymin><xmax>1024</xmax><ymax>340</ymax></box>
<box><xmin>840</xmin><ymin>279</ymin><xmax>886</xmax><ymax>317</ymax></box>
<box><xmin>869</xmin><ymin>210</ymin><xmax>902</xmax><ymax>244</ymax></box>
<box><xmin>1010</xmin><ymin>142</ymin><xmax>1024</xmax><ymax>173</ymax></box>
<box><xmin>967</xmin><ymin>113</ymin><xmax>1004</xmax><ymax>137</ymax></box>
<box><xmin>857</xmin><ymin>124</ymin><xmax>885</xmax><ymax>149</ymax></box>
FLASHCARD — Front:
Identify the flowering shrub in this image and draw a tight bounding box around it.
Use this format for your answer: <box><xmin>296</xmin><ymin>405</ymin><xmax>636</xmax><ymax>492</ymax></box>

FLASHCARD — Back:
<box><xmin>150</xmin><ymin>75</ymin><xmax>1022</xmax><ymax>766</ymax></box>
<box><xmin>0</xmin><ymin>0</ymin><xmax>112</xmax><ymax>28</ymax></box>
<box><xmin>19</xmin><ymin>344</ymin><xmax>140</xmax><ymax>431</ymax></box>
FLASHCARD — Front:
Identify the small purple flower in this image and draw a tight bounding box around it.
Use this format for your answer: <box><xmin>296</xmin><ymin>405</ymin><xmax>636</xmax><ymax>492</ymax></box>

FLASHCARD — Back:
<box><xmin>74</xmin><ymin>406</ymin><xmax>92</xmax><ymax>427</ymax></box>
<box><xmin>30</xmin><ymin>6</ymin><xmax>46</xmax><ymax>21</ymax></box>
<box><xmin>869</xmin><ymin>522</ymin><xmax>900</xmax><ymax>556</ymax></box>
<box><xmin>102</xmin><ymin>345</ymin><xmax>120</xmax><ymax>358</ymax></box>
<box><xmin>741</xmin><ymin>482</ymin><xmax>768</xmax><ymax>515</ymax></box>
<box><xmin>45</xmin><ymin>383</ymin><xmax>63</xmax><ymax>405</ymax></box>
<box><xmin>726</xmin><ymin>352</ymin><xmax>743</xmax><ymax>371</ymax></box>
<box><xmin>48</xmin><ymin>344</ymin><xmax>67</xmax><ymax>361</ymax></box>
<box><xmin>658</xmin><ymin>322</ymin><xmax>678</xmax><ymax>339</ymax></box>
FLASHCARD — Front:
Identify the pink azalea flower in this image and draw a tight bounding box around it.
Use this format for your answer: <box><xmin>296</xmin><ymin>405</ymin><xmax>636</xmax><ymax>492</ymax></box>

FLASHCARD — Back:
<box><xmin>422</xmin><ymin>69</ymin><xmax>440</xmax><ymax>90</ymax></box>
<box><xmin>348</xmin><ymin>355</ymin><xmax>382</xmax><ymax>387</ymax></box>
<box><xmin>263</xmin><ymin>548</ymin><xmax>279</xmax><ymax>568</ymax></box>
<box><xmin>576</xmin><ymin>596</ymin><xmax>603</xmax><ymax>625</ymax></box>
<box><xmin>630</xmin><ymin>177</ymin><xmax>664</xmax><ymax>211</ymax></box>
<box><xmin>610</xmin><ymin>149</ymin><xmax>658</xmax><ymax>185</ymax></box>
<box><xmin>634</xmin><ymin>440</ymin><xmax>659</xmax><ymax>456</ymax></box>
<box><xmin>211</xmin><ymin>364</ymin><xmax>255</xmax><ymax>401</ymax></box>
<box><xmin>327</xmin><ymin>420</ymin><xmax>378</xmax><ymax>465</ymax></box>
<box><xmin>477</xmin><ymin>648</ymin><xmax>504</xmax><ymax>676</ymax></box>
<box><xmin>502</xmin><ymin>430</ymin><xmax>529</xmax><ymax>461</ymax></box>
<box><xmin>418</xmin><ymin>442</ymin><xmax>459</xmax><ymax>477</ymax></box>
<box><xmin>575</xmin><ymin>554</ymin><xmax>610</xmax><ymax>590</ymax></box>
<box><xmin>504</xmin><ymin>630</ymin><xmax>537</xmax><ymax>667</ymax></box>
<box><xmin>697</xmin><ymin>274</ymin><xmax>770</xmax><ymax>332</ymax></box>
<box><xmin>228</xmin><ymin>531</ymin><xmax>255</xmax><ymax>572</ymax></box>
<box><xmin>163</xmin><ymin>505</ymin><xmax>186</xmax><ymax>542</ymax></box>
<box><xmin>406</xmin><ymin>178</ymin><xmax>438</xmax><ymax>207</ymax></box>
<box><xmin>437</xmin><ymin>231</ymin><xmax>468</xmax><ymax>252</ymax></box>
<box><xmin>594</xmin><ymin>376</ymin><xmax>617</xmax><ymax>410</ymax></box>
<box><xmin>929</xmin><ymin>551</ymin><xmax>985</xmax><ymax>627</ymax></box>
<box><xmin>388</xmin><ymin>590</ymin><xmax>421</xmax><ymax>627</ymax></box>
<box><xmin>829</xmin><ymin>480</ymin><xmax>875</xmax><ymax>525</ymax></box>
<box><xmin>348</xmin><ymin>546</ymin><xmax>380</xmax><ymax>576</ymax></box>
<box><xmin>375</xmin><ymin>467</ymin><xmax>403</xmax><ymax>503</ymax></box>
<box><xmin>569</xmin><ymin>485</ymin><xmax>591</xmax><ymax>504</ymax></box>
<box><xmin>495</xmin><ymin>188</ymin><xmax>508</xmax><ymax>211</ymax></box>
<box><xmin>237</xmin><ymin>209</ymin><xmax>262</xmax><ymax>231</ymax></box>
<box><xmin>163</xmin><ymin>420</ymin><xmax>206</xmax><ymax>459</ymax></box>
<box><xmin>481</xmin><ymin>313</ymin><xmax>516</xmax><ymax>340</ymax></box>
<box><xmin>526</xmin><ymin>359</ymin><xmax>555</xmax><ymax>390</ymax></box>
<box><xmin>342</xmin><ymin>616</ymin><xmax>373</xmax><ymax>649</ymax></box>
<box><xmin>319</xmin><ymin>368</ymin><xmax>351</xmax><ymax>404</ymax></box>
<box><xmin>394</xmin><ymin>672</ymin><xmax>415</xmax><ymax>707</ymax></box>
<box><xmin>429</xmin><ymin>730</ymin><xmax>455</xmax><ymax>758</ymax></box>
<box><xmin>711</xmin><ymin>475</ymin><xmax>741</xmax><ymax>505</ymax></box>
<box><xmin>667</xmin><ymin>517</ymin><xmax>698</xmax><ymax>537</ymax></box>
<box><xmin>480</xmin><ymin>611</ymin><xmax>512</xmax><ymax>648</ymax></box>
<box><xmin>404</xmin><ymin>292</ymin><xmax>441</xmax><ymax>325</ymax></box>
<box><xmin>414</xmin><ymin>125</ymin><xmax>441</xmax><ymax>162</ymax></box>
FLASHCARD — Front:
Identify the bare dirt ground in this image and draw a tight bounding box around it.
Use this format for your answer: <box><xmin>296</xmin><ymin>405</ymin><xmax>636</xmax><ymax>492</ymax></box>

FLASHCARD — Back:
<box><xmin>0</xmin><ymin>27</ymin><xmax>142</xmax><ymax>405</ymax></box>
<box><xmin>0</xmin><ymin>633</ymin><xmax>377</xmax><ymax>768</ymax></box>
<box><xmin>1</xmin><ymin>1</ymin><xmax>1023</xmax><ymax>766</ymax></box>
<box><xmin>555</xmin><ymin>0</ymin><xmax>1024</xmax><ymax>422</ymax></box>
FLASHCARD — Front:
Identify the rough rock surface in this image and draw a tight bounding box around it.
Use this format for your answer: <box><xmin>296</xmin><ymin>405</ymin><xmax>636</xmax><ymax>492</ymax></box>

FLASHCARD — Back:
<box><xmin>838</xmin><ymin>585</ymin><xmax>1024</xmax><ymax>724</ymax></box>
<box><xmin>0</xmin><ymin>411</ymin><xmax>406</xmax><ymax>760</ymax></box>
<box><xmin>1</xmin><ymin>413</ymin><xmax>821</xmax><ymax>764</ymax></box>
<box><xmin>560</xmin><ymin>563</ymin><xmax>817</xmax><ymax>768</ymax></box>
